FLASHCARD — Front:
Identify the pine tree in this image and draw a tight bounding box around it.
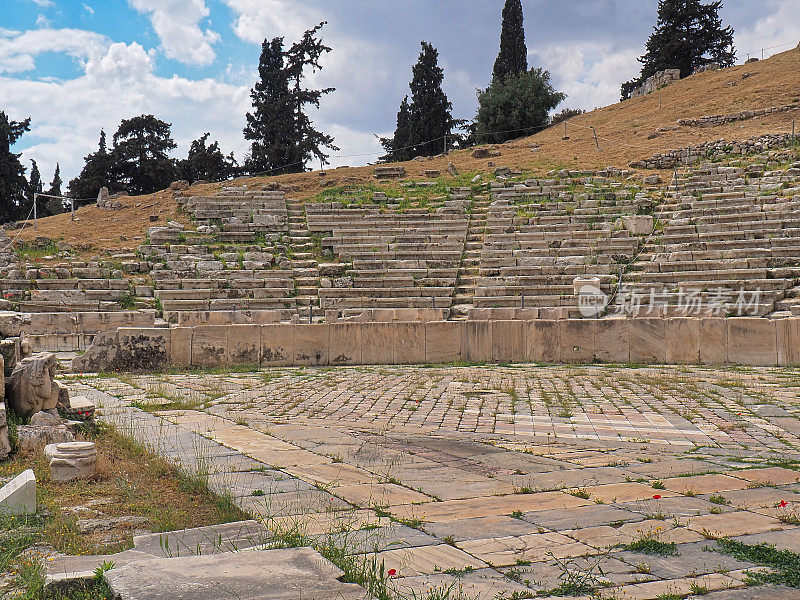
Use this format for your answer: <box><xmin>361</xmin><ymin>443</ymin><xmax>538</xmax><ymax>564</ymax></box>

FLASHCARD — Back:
<box><xmin>244</xmin><ymin>23</ymin><xmax>337</xmax><ymax>174</ymax></box>
<box><xmin>0</xmin><ymin>111</ymin><xmax>30</xmax><ymax>224</ymax></box>
<box><xmin>68</xmin><ymin>130</ymin><xmax>115</xmax><ymax>205</ymax></box>
<box><xmin>244</xmin><ymin>38</ymin><xmax>296</xmax><ymax>175</ymax></box>
<box><xmin>111</xmin><ymin>115</ymin><xmax>177</xmax><ymax>194</ymax></box>
<box><xmin>493</xmin><ymin>0</ymin><xmax>528</xmax><ymax>82</ymax></box>
<box><xmin>382</xmin><ymin>42</ymin><xmax>457</xmax><ymax>162</ymax></box>
<box><xmin>286</xmin><ymin>22</ymin><xmax>338</xmax><ymax>169</ymax></box>
<box><xmin>621</xmin><ymin>0</ymin><xmax>735</xmax><ymax>100</ymax></box>
<box><xmin>178</xmin><ymin>133</ymin><xmax>236</xmax><ymax>182</ymax></box>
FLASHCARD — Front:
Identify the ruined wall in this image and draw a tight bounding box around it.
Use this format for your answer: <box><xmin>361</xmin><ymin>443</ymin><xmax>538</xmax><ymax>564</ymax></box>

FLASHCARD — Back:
<box><xmin>630</xmin><ymin>69</ymin><xmax>681</xmax><ymax>98</ymax></box>
<box><xmin>73</xmin><ymin>318</ymin><xmax>800</xmax><ymax>372</ymax></box>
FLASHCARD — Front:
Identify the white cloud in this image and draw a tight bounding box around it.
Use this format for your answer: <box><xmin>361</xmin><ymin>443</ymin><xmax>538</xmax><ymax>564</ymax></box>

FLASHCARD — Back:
<box><xmin>223</xmin><ymin>0</ymin><xmax>322</xmax><ymax>44</ymax></box>
<box><xmin>734</xmin><ymin>0</ymin><xmax>800</xmax><ymax>60</ymax></box>
<box><xmin>35</xmin><ymin>14</ymin><xmax>51</xmax><ymax>28</ymax></box>
<box><xmin>27</xmin><ymin>0</ymin><xmax>53</xmax><ymax>7</ymax></box>
<box><xmin>0</xmin><ymin>28</ymin><xmax>110</xmax><ymax>73</ymax></box>
<box><xmin>83</xmin><ymin>4</ymin><xmax>94</xmax><ymax>16</ymax></box>
<box><xmin>2</xmin><ymin>41</ymin><xmax>250</xmax><ymax>185</ymax></box>
<box><xmin>532</xmin><ymin>43</ymin><xmax>641</xmax><ymax>110</ymax></box>
<box><xmin>128</xmin><ymin>0</ymin><xmax>220</xmax><ymax>66</ymax></box>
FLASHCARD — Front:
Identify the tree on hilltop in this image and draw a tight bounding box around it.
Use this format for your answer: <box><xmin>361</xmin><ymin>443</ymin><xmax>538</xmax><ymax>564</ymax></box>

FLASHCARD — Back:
<box><xmin>25</xmin><ymin>159</ymin><xmax>45</xmax><ymax>218</ymax></box>
<box><xmin>178</xmin><ymin>133</ymin><xmax>237</xmax><ymax>182</ymax></box>
<box><xmin>48</xmin><ymin>163</ymin><xmax>62</xmax><ymax>198</ymax></box>
<box><xmin>493</xmin><ymin>0</ymin><xmax>528</xmax><ymax>83</ymax></box>
<box><xmin>381</xmin><ymin>42</ymin><xmax>459</xmax><ymax>162</ymax></box>
<box><xmin>475</xmin><ymin>68</ymin><xmax>565</xmax><ymax>144</ymax></box>
<box><xmin>244</xmin><ymin>22</ymin><xmax>337</xmax><ymax>174</ymax></box>
<box><xmin>111</xmin><ymin>114</ymin><xmax>177</xmax><ymax>195</ymax></box>
<box><xmin>621</xmin><ymin>0</ymin><xmax>735</xmax><ymax>100</ymax></box>
<box><xmin>0</xmin><ymin>111</ymin><xmax>30</xmax><ymax>224</ymax></box>
<box><xmin>473</xmin><ymin>1</ymin><xmax>564</xmax><ymax>144</ymax></box>
<box><xmin>69</xmin><ymin>130</ymin><xmax>115</xmax><ymax>205</ymax></box>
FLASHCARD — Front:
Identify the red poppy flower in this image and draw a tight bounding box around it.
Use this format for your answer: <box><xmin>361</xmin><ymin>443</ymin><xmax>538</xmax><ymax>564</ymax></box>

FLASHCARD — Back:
<box><xmin>653</xmin><ymin>495</ymin><xmax>662</xmax><ymax>500</ymax></box>
<box><xmin>778</xmin><ymin>500</ymin><xmax>787</xmax><ymax>508</ymax></box>
<box><xmin>388</xmin><ymin>569</ymin><xmax>397</xmax><ymax>578</ymax></box>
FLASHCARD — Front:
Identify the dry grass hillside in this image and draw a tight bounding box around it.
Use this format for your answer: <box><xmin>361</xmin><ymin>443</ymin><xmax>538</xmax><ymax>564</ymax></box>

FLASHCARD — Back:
<box><xmin>15</xmin><ymin>46</ymin><xmax>800</xmax><ymax>254</ymax></box>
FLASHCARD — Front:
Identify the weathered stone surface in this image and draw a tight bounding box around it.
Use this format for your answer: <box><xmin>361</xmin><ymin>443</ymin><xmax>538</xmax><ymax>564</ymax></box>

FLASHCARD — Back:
<box><xmin>104</xmin><ymin>547</ymin><xmax>365</xmax><ymax>600</ymax></box>
<box><xmin>0</xmin><ymin>404</ymin><xmax>10</xmax><ymax>460</ymax></box>
<box><xmin>71</xmin><ymin>331</ymin><xmax>118</xmax><ymax>373</ymax></box>
<box><xmin>8</xmin><ymin>352</ymin><xmax>60</xmax><ymax>418</ymax></box>
<box><xmin>45</xmin><ymin>442</ymin><xmax>97</xmax><ymax>482</ymax></box>
<box><xmin>728</xmin><ymin>318</ymin><xmax>777</xmax><ymax>366</ymax></box>
<box><xmin>622</xmin><ymin>215</ymin><xmax>654</xmax><ymax>235</ymax></box>
<box><xmin>17</xmin><ymin>422</ymin><xmax>74</xmax><ymax>456</ymax></box>
<box><xmin>132</xmin><ymin>521</ymin><xmax>270</xmax><ymax>557</ymax></box>
<box><xmin>0</xmin><ymin>469</ymin><xmax>36</xmax><ymax>516</ymax></box>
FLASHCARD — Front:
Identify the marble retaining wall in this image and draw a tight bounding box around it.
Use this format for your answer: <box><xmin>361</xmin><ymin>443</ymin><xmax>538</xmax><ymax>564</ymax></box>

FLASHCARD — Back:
<box><xmin>71</xmin><ymin>317</ymin><xmax>800</xmax><ymax>372</ymax></box>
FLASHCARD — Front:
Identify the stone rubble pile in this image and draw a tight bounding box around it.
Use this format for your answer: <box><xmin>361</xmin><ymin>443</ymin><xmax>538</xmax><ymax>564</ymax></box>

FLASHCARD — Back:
<box><xmin>630</xmin><ymin>133</ymin><xmax>798</xmax><ymax>169</ymax></box>
<box><xmin>677</xmin><ymin>104</ymin><xmax>800</xmax><ymax>127</ymax></box>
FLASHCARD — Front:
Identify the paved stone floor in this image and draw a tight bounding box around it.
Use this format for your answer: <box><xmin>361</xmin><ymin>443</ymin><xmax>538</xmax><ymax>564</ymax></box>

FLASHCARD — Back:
<box><xmin>65</xmin><ymin>365</ymin><xmax>800</xmax><ymax>599</ymax></box>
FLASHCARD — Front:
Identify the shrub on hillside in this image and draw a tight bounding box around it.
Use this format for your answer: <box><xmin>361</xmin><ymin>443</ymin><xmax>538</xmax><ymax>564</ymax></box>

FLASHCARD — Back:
<box><xmin>474</xmin><ymin>68</ymin><xmax>565</xmax><ymax>145</ymax></box>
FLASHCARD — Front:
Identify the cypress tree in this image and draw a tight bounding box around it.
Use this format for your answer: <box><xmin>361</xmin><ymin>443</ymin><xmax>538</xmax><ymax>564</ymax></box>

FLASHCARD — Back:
<box><xmin>380</xmin><ymin>96</ymin><xmax>411</xmax><ymax>161</ymax></box>
<box><xmin>621</xmin><ymin>0</ymin><xmax>735</xmax><ymax>100</ymax></box>
<box><xmin>45</xmin><ymin>163</ymin><xmax>64</xmax><ymax>214</ymax></box>
<box><xmin>48</xmin><ymin>163</ymin><xmax>62</xmax><ymax>198</ymax></box>
<box><xmin>0</xmin><ymin>111</ymin><xmax>30</xmax><ymax>224</ymax></box>
<box><xmin>383</xmin><ymin>42</ymin><xmax>456</xmax><ymax>161</ymax></box>
<box><xmin>244</xmin><ymin>23</ymin><xmax>337</xmax><ymax>174</ymax></box>
<box><xmin>69</xmin><ymin>130</ymin><xmax>114</xmax><ymax>205</ymax></box>
<box><xmin>26</xmin><ymin>159</ymin><xmax>45</xmax><ymax>218</ymax></box>
<box><xmin>493</xmin><ymin>0</ymin><xmax>528</xmax><ymax>82</ymax></box>
<box><xmin>244</xmin><ymin>38</ymin><xmax>296</xmax><ymax>175</ymax></box>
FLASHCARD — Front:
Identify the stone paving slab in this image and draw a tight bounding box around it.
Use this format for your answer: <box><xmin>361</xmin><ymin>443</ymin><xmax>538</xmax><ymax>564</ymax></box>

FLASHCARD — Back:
<box><xmin>422</xmin><ymin>515</ymin><xmax>544</xmax><ymax>542</ymax></box>
<box><xmin>527</xmin><ymin>505</ymin><xmax>646</xmax><ymax>534</ymax></box>
<box><xmin>457</xmin><ymin>532</ymin><xmax>595</xmax><ymax>566</ymax></box>
<box><xmin>206</xmin><ymin>470</ymin><xmax>314</xmax><ymax>498</ymax></box>
<box><xmin>132</xmin><ymin>521</ymin><xmax>269</xmax><ymax>557</ymax></box>
<box><xmin>67</xmin><ymin>366</ymin><xmax>800</xmax><ymax>600</ymax></box>
<box><xmin>612</xmin><ymin>541</ymin><xmax>755</xmax><ymax>580</ymax></box>
<box><xmin>376</xmin><ymin>543</ymin><xmax>488</xmax><ymax>576</ymax></box>
<box><xmin>391</xmin><ymin>491</ymin><xmax>592</xmax><ymax>523</ymax></box>
<box><xmin>104</xmin><ymin>547</ymin><xmax>365</xmax><ymax>600</ymax></box>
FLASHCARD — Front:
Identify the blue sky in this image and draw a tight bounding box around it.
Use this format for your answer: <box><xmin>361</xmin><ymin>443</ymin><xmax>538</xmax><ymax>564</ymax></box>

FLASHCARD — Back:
<box><xmin>2</xmin><ymin>0</ymin><xmax>799</xmax><ymax>187</ymax></box>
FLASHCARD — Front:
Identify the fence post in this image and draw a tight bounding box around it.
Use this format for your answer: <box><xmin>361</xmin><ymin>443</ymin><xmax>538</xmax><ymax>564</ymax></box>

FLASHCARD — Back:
<box><xmin>33</xmin><ymin>193</ymin><xmax>37</xmax><ymax>231</ymax></box>
<box><xmin>591</xmin><ymin>127</ymin><xmax>600</xmax><ymax>151</ymax></box>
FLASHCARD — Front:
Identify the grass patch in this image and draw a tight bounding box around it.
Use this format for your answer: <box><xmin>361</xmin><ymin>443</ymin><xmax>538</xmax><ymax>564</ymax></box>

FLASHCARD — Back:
<box><xmin>0</xmin><ymin>423</ymin><xmax>247</xmax><ymax>599</ymax></box>
<box><xmin>714</xmin><ymin>539</ymin><xmax>800</xmax><ymax>587</ymax></box>
<box><xmin>622</xmin><ymin>531</ymin><xmax>679</xmax><ymax>556</ymax></box>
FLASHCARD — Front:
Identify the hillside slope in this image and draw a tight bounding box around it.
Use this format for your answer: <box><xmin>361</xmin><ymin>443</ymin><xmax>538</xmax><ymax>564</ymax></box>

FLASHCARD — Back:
<box><xmin>14</xmin><ymin>46</ymin><xmax>800</xmax><ymax>254</ymax></box>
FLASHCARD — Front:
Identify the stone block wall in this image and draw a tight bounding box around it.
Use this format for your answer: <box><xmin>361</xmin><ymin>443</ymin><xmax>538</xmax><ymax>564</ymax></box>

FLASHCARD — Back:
<box><xmin>630</xmin><ymin>69</ymin><xmax>681</xmax><ymax>98</ymax></box>
<box><xmin>72</xmin><ymin>317</ymin><xmax>800</xmax><ymax>372</ymax></box>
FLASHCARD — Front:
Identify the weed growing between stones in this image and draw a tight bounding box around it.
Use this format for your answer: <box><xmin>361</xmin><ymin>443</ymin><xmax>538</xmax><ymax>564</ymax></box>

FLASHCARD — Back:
<box><xmin>714</xmin><ymin>539</ymin><xmax>800</xmax><ymax>587</ymax></box>
<box><xmin>543</xmin><ymin>551</ymin><xmax>610</xmax><ymax>597</ymax></box>
<box><xmin>622</xmin><ymin>528</ymin><xmax>679</xmax><ymax>556</ymax></box>
<box><xmin>257</xmin><ymin>511</ymin><xmax>479</xmax><ymax>600</ymax></box>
